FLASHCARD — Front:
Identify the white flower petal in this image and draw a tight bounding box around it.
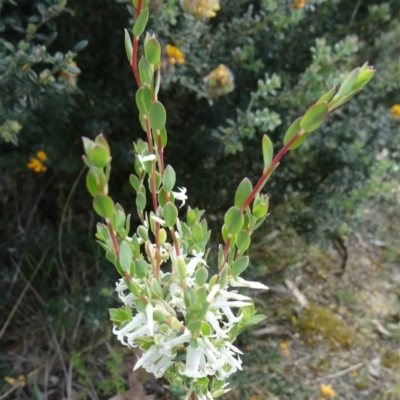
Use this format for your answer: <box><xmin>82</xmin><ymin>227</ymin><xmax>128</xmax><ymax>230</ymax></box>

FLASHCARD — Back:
<box><xmin>229</xmin><ymin>277</ymin><xmax>269</xmax><ymax>290</ymax></box>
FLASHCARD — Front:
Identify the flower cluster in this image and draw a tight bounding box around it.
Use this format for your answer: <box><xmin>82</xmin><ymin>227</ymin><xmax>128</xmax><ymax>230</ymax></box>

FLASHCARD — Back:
<box><xmin>203</xmin><ymin>64</ymin><xmax>234</xmax><ymax>98</ymax></box>
<box><xmin>180</xmin><ymin>0</ymin><xmax>220</xmax><ymax>19</ymax></box>
<box><xmin>165</xmin><ymin>45</ymin><xmax>185</xmax><ymax>65</ymax></box>
<box><xmin>294</xmin><ymin>0</ymin><xmax>306</xmax><ymax>9</ymax></box>
<box><xmin>27</xmin><ymin>150</ymin><xmax>48</xmax><ymax>173</ymax></box>
<box><xmin>109</xmin><ymin>215</ymin><xmax>268</xmax><ymax>398</ymax></box>
<box><xmin>390</xmin><ymin>104</ymin><xmax>400</xmax><ymax>119</ymax></box>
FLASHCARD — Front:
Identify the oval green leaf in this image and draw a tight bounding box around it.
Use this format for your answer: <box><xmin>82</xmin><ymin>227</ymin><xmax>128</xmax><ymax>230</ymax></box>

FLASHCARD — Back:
<box><xmin>132</xmin><ymin>7</ymin><xmax>149</xmax><ymax>37</ymax></box>
<box><xmin>262</xmin><ymin>135</ymin><xmax>273</xmax><ymax>169</ymax></box>
<box><xmin>224</xmin><ymin>206</ymin><xmax>244</xmax><ymax>235</ymax></box>
<box><xmin>300</xmin><ymin>102</ymin><xmax>329</xmax><ymax>133</ymax></box>
<box><xmin>149</xmin><ymin>101</ymin><xmax>166</xmax><ymax>130</ymax></box>
<box><xmin>234</xmin><ymin>178</ymin><xmax>252</xmax><ymax>209</ymax></box>
<box><xmin>93</xmin><ymin>194</ymin><xmax>115</xmax><ymax>219</ymax></box>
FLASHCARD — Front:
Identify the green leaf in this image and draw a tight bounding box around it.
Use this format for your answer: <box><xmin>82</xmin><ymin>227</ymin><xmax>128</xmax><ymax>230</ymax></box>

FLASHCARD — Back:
<box><xmin>89</xmin><ymin>145</ymin><xmax>109</xmax><ymax>168</ymax></box>
<box><xmin>283</xmin><ymin>117</ymin><xmax>308</xmax><ymax>150</ymax></box>
<box><xmin>236</xmin><ymin>230</ymin><xmax>251</xmax><ymax>253</ymax></box>
<box><xmin>93</xmin><ymin>194</ymin><xmax>115</xmax><ymax>219</ymax></box>
<box><xmin>135</xmin><ymin>85</ymin><xmax>152</xmax><ymax>114</ymax></box>
<box><xmin>132</xmin><ymin>7</ymin><xmax>149</xmax><ymax>37</ymax></box>
<box><xmin>234</xmin><ymin>178</ymin><xmax>252</xmax><ymax>209</ymax></box>
<box><xmin>159</xmin><ymin>127</ymin><xmax>167</xmax><ymax>148</ymax></box>
<box><xmin>246</xmin><ymin>314</ymin><xmax>267</xmax><ymax>326</ymax></box>
<box><xmin>337</xmin><ymin>68</ymin><xmax>359</xmax><ymax>97</ymax></box>
<box><xmin>195</xmin><ymin>266</ymin><xmax>208</xmax><ymax>286</ymax></box>
<box><xmin>164</xmin><ymin>202</ymin><xmax>178</xmax><ymax>227</ymax></box>
<box><xmin>86</xmin><ymin>169</ymin><xmax>99</xmax><ymax>197</ymax></box>
<box><xmin>82</xmin><ymin>137</ymin><xmax>94</xmax><ymax>157</ymax></box>
<box><xmin>119</xmin><ymin>241</ymin><xmax>133</xmax><ymax>272</ymax></box>
<box><xmin>300</xmin><ymin>102</ymin><xmax>329</xmax><ymax>133</ymax></box>
<box><xmin>262</xmin><ymin>135</ymin><xmax>273</xmax><ymax>169</ymax></box>
<box><xmin>135</xmin><ymin>259</ymin><xmax>148</xmax><ymax>279</ymax></box>
<box><xmin>137</xmin><ymin>225</ymin><xmax>148</xmax><ymax>241</ymax></box>
<box><xmin>162</xmin><ymin>165</ymin><xmax>176</xmax><ymax>192</ymax></box>
<box><xmin>136</xmin><ymin>192</ymin><xmax>146</xmax><ymax>211</ymax></box>
<box><xmin>124</xmin><ymin>29</ymin><xmax>132</xmax><ymax>62</ymax></box>
<box><xmin>151</xmin><ymin>277</ymin><xmax>163</xmax><ymax>298</ymax></box>
<box><xmin>73</xmin><ymin>40</ymin><xmax>88</xmax><ymax>53</ymax></box>
<box><xmin>192</xmin><ymin>222</ymin><xmax>203</xmax><ymax>243</ymax></box>
<box><xmin>253</xmin><ymin>204</ymin><xmax>268</xmax><ymax>219</ymax></box>
<box><xmin>144</xmin><ymin>37</ymin><xmax>161</xmax><ymax>65</ymax></box>
<box><xmin>224</xmin><ymin>206</ymin><xmax>244</xmax><ymax>235</ymax></box>
<box><xmin>352</xmin><ymin>66</ymin><xmax>375</xmax><ymax>91</ymax></box>
<box><xmin>129</xmin><ymin>174</ymin><xmax>140</xmax><ymax>192</ymax></box>
<box><xmin>138</xmin><ymin>56</ymin><xmax>153</xmax><ymax>85</ymax></box>
<box><xmin>231</xmin><ymin>256</ymin><xmax>249</xmax><ymax>276</ymax></box>
<box><xmin>318</xmin><ymin>86</ymin><xmax>336</xmax><ymax>103</ymax></box>
<box><xmin>149</xmin><ymin>101</ymin><xmax>166</xmax><ymax>130</ymax></box>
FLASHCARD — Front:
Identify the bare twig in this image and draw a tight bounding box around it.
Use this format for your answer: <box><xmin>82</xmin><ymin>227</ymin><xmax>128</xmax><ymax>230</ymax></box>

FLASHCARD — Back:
<box><xmin>312</xmin><ymin>362</ymin><xmax>364</xmax><ymax>383</ymax></box>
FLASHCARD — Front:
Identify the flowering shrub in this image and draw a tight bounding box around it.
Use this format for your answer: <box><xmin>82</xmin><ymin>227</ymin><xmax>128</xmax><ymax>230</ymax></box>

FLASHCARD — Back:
<box><xmin>203</xmin><ymin>64</ymin><xmax>234</xmax><ymax>98</ymax></box>
<box><xmin>82</xmin><ymin>2</ymin><xmax>374</xmax><ymax>399</ymax></box>
<box><xmin>180</xmin><ymin>0</ymin><xmax>220</xmax><ymax>19</ymax></box>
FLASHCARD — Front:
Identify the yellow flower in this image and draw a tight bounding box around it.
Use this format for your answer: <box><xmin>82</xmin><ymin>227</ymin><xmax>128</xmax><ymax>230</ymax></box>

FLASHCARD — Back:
<box><xmin>294</xmin><ymin>0</ymin><xmax>306</xmax><ymax>8</ymax></box>
<box><xmin>165</xmin><ymin>45</ymin><xmax>185</xmax><ymax>65</ymax></box>
<box><xmin>27</xmin><ymin>150</ymin><xmax>48</xmax><ymax>173</ymax></box>
<box><xmin>203</xmin><ymin>64</ymin><xmax>234</xmax><ymax>98</ymax></box>
<box><xmin>390</xmin><ymin>104</ymin><xmax>400</xmax><ymax>119</ymax></box>
<box><xmin>36</xmin><ymin>150</ymin><xmax>48</xmax><ymax>162</ymax></box>
<box><xmin>180</xmin><ymin>0</ymin><xmax>220</xmax><ymax>19</ymax></box>
<box><xmin>320</xmin><ymin>384</ymin><xmax>336</xmax><ymax>398</ymax></box>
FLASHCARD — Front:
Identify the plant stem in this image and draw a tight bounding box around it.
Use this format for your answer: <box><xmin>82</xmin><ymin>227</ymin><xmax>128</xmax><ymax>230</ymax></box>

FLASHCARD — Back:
<box><xmin>218</xmin><ymin>130</ymin><xmax>302</xmax><ymax>278</ymax></box>
<box><xmin>131</xmin><ymin>0</ymin><xmax>143</xmax><ymax>87</ymax></box>
<box><xmin>240</xmin><ymin>130</ymin><xmax>301</xmax><ymax>212</ymax></box>
<box><xmin>107</xmin><ymin>220</ymin><xmax>120</xmax><ymax>257</ymax></box>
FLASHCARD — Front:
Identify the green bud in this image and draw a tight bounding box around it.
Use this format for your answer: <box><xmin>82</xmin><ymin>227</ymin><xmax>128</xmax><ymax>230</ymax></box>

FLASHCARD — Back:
<box><xmin>176</xmin><ymin>256</ymin><xmax>187</xmax><ymax>279</ymax></box>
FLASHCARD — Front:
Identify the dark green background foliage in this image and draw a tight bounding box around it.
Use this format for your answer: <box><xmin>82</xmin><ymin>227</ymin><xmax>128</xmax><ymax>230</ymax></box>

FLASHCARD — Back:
<box><xmin>0</xmin><ymin>0</ymin><xmax>399</xmax><ymax>396</ymax></box>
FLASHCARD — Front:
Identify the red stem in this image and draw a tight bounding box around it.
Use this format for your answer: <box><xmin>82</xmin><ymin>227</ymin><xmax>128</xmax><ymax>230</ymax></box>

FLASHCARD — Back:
<box><xmin>130</xmin><ymin>0</ymin><xmax>143</xmax><ymax>87</ymax></box>
<box><xmin>240</xmin><ymin>130</ymin><xmax>302</xmax><ymax>211</ymax></box>
<box><xmin>157</xmin><ymin>134</ymin><xmax>165</xmax><ymax>175</ymax></box>
<box><xmin>107</xmin><ymin>221</ymin><xmax>119</xmax><ymax>257</ymax></box>
<box><xmin>218</xmin><ymin>130</ymin><xmax>302</xmax><ymax>277</ymax></box>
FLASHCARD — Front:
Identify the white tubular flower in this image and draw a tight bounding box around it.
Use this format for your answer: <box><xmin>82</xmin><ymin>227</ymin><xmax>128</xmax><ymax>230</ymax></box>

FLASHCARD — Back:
<box><xmin>229</xmin><ymin>276</ymin><xmax>269</xmax><ymax>290</ymax></box>
<box><xmin>186</xmin><ymin>252</ymin><xmax>207</xmax><ymax>274</ymax></box>
<box><xmin>147</xmin><ymin>354</ymin><xmax>175</xmax><ymax>378</ymax></box>
<box><xmin>113</xmin><ymin>313</ymin><xmax>146</xmax><ymax>345</ymax></box>
<box><xmin>146</xmin><ymin>303</ymin><xmax>154</xmax><ymax>335</ymax></box>
<box><xmin>221</xmin><ymin>306</ymin><xmax>242</xmax><ymax>327</ymax></box>
<box><xmin>161</xmin><ymin>329</ymin><xmax>191</xmax><ymax>350</ymax></box>
<box><xmin>206</xmin><ymin>284</ymin><xmax>220</xmax><ymax>302</ymax></box>
<box><xmin>115</xmin><ymin>279</ymin><xmax>136</xmax><ymax>306</ymax></box>
<box><xmin>125</xmin><ymin>324</ymin><xmax>152</xmax><ymax>346</ymax></box>
<box><xmin>172</xmin><ymin>187</ymin><xmax>188</xmax><ymax>208</ymax></box>
<box><xmin>218</xmin><ymin>289</ymin><xmax>252</xmax><ymax>301</ymax></box>
<box><xmin>151</xmin><ymin>215</ymin><xmax>166</xmax><ymax>226</ymax></box>
<box><xmin>134</xmin><ymin>345</ymin><xmax>162</xmax><ymax>371</ymax></box>
<box><xmin>213</xmin><ymin>297</ymin><xmax>251</xmax><ymax>309</ymax></box>
<box><xmin>182</xmin><ymin>345</ymin><xmax>205</xmax><ymax>378</ymax></box>
<box><xmin>138</xmin><ymin>154</ymin><xmax>156</xmax><ymax>168</ymax></box>
<box><xmin>205</xmin><ymin>311</ymin><xmax>228</xmax><ymax>338</ymax></box>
